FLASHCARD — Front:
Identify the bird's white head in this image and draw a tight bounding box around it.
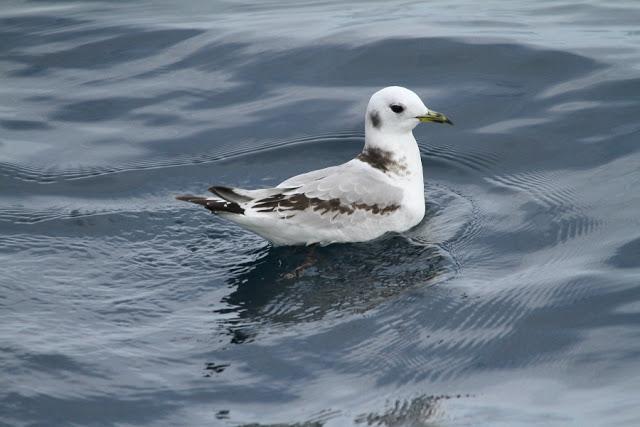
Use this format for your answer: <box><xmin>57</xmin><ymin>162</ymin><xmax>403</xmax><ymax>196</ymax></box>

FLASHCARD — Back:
<box><xmin>365</xmin><ymin>86</ymin><xmax>452</xmax><ymax>136</ymax></box>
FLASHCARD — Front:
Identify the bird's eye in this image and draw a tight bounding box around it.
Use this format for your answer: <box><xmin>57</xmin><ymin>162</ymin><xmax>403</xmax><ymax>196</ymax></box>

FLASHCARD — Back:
<box><xmin>390</xmin><ymin>104</ymin><xmax>405</xmax><ymax>114</ymax></box>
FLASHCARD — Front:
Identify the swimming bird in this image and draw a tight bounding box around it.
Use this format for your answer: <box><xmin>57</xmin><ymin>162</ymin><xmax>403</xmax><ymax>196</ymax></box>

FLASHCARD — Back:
<box><xmin>177</xmin><ymin>86</ymin><xmax>452</xmax><ymax>246</ymax></box>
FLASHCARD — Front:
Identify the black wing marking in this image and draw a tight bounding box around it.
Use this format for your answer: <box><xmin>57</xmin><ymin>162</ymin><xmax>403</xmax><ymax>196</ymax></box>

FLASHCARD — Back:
<box><xmin>176</xmin><ymin>195</ymin><xmax>244</xmax><ymax>214</ymax></box>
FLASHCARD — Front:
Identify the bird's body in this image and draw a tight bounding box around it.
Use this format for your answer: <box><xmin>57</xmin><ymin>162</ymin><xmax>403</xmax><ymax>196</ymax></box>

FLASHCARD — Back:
<box><xmin>177</xmin><ymin>86</ymin><xmax>452</xmax><ymax>246</ymax></box>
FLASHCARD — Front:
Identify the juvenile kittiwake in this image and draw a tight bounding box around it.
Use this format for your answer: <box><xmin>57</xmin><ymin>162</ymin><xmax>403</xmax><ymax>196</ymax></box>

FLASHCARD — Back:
<box><xmin>177</xmin><ymin>86</ymin><xmax>452</xmax><ymax>246</ymax></box>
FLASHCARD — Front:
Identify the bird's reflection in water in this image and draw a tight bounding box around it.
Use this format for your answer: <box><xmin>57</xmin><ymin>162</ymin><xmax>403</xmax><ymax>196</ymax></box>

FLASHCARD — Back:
<box><xmin>215</xmin><ymin>234</ymin><xmax>455</xmax><ymax>344</ymax></box>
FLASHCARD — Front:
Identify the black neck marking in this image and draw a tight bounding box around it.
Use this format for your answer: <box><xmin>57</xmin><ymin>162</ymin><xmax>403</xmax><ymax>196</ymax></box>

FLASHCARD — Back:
<box><xmin>357</xmin><ymin>147</ymin><xmax>406</xmax><ymax>174</ymax></box>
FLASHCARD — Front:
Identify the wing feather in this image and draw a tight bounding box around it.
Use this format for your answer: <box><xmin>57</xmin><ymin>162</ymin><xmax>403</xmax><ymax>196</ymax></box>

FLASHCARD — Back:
<box><xmin>249</xmin><ymin>160</ymin><xmax>403</xmax><ymax>228</ymax></box>
<box><xmin>277</xmin><ymin>165</ymin><xmax>339</xmax><ymax>188</ymax></box>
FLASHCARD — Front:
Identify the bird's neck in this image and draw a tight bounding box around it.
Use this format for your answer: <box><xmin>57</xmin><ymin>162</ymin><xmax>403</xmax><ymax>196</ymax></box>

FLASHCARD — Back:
<box><xmin>362</xmin><ymin>128</ymin><xmax>423</xmax><ymax>181</ymax></box>
<box><xmin>364</xmin><ymin>129</ymin><xmax>421</xmax><ymax>163</ymax></box>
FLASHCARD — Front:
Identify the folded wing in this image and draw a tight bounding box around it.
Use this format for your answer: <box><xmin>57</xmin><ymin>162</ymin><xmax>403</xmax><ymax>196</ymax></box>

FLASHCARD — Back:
<box><xmin>249</xmin><ymin>160</ymin><xmax>404</xmax><ymax>226</ymax></box>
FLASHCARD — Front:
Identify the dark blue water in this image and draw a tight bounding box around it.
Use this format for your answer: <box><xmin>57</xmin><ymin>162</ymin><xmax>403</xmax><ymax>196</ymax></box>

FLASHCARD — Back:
<box><xmin>2</xmin><ymin>1</ymin><xmax>640</xmax><ymax>425</ymax></box>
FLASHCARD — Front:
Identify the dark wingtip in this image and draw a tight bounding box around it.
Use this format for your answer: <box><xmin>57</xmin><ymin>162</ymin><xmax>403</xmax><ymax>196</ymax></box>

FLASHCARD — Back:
<box><xmin>176</xmin><ymin>194</ymin><xmax>244</xmax><ymax>214</ymax></box>
<box><xmin>208</xmin><ymin>185</ymin><xmax>252</xmax><ymax>202</ymax></box>
<box><xmin>175</xmin><ymin>195</ymin><xmax>208</xmax><ymax>206</ymax></box>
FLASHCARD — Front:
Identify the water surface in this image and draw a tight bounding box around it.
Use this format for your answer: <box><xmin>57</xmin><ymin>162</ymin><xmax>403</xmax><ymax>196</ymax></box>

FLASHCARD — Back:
<box><xmin>2</xmin><ymin>1</ymin><xmax>640</xmax><ymax>425</ymax></box>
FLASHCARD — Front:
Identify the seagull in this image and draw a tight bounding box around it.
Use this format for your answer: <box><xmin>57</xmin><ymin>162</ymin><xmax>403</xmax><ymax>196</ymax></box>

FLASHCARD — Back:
<box><xmin>177</xmin><ymin>86</ymin><xmax>452</xmax><ymax>246</ymax></box>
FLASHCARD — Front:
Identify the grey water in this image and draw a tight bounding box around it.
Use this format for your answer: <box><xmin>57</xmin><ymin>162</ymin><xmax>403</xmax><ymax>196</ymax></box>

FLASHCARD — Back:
<box><xmin>2</xmin><ymin>0</ymin><xmax>640</xmax><ymax>425</ymax></box>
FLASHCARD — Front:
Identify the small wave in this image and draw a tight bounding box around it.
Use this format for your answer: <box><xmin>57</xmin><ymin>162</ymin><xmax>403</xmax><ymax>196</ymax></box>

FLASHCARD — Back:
<box><xmin>0</xmin><ymin>131</ymin><xmax>364</xmax><ymax>185</ymax></box>
<box><xmin>485</xmin><ymin>169</ymin><xmax>603</xmax><ymax>245</ymax></box>
<box><xmin>420</xmin><ymin>143</ymin><xmax>501</xmax><ymax>174</ymax></box>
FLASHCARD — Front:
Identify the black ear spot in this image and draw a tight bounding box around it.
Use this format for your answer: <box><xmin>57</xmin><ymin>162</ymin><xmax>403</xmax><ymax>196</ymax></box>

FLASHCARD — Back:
<box><xmin>369</xmin><ymin>110</ymin><xmax>381</xmax><ymax>128</ymax></box>
<box><xmin>390</xmin><ymin>104</ymin><xmax>405</xmax><ymax>113</ymax></box>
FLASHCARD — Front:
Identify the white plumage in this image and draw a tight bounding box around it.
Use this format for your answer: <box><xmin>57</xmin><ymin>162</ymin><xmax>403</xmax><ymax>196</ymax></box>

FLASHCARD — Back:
<box><xmin>177</xmin><ymin>86</ymin><xmax>452</xmax><ymax>246</ymax></box>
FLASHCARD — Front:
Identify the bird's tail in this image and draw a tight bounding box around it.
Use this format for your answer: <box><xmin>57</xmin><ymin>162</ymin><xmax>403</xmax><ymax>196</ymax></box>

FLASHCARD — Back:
<box><xmin>176</xmin><ymin>195</ymin><xmax>245</xmax><ymax>215</ymax></box>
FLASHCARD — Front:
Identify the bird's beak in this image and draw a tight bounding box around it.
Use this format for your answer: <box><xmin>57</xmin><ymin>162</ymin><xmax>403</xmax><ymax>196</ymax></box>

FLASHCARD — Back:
<box><xmin>416</xmin><ymin>110</ymin><xmax>453</xmax><ymax>125</ymax></box>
